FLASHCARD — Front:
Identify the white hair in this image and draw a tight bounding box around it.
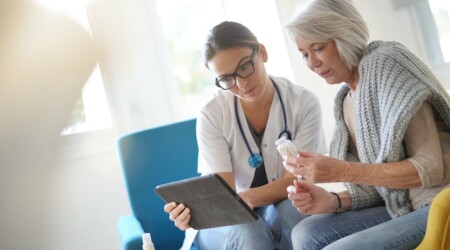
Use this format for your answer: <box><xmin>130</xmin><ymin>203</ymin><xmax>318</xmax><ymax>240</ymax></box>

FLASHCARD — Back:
<box><xmin>286</xmin><ymin>0</ymin><xmax>369</xmax><ymax>69</ymax></box>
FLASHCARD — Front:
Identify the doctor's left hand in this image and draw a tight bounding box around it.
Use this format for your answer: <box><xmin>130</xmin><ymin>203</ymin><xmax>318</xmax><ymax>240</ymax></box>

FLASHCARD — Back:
<box><xmin>283</xmin><ymin>151</ymin><xmax>345</xmax><ymax>183</ymax></box>
<box><xmin>164</xmin><ymin>202</ymin><xmax>191</xmax><ymax>230</ymax></box>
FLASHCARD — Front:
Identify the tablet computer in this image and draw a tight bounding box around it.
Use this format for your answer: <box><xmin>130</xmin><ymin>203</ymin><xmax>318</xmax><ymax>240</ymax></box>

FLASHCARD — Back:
<box><xmin>154</xmin><ymin>174</ymin><xmax>258</xmax><ymax>230</ymax></box>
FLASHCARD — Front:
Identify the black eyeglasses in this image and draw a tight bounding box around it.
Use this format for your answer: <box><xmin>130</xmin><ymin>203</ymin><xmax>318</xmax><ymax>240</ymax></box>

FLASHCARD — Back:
<box><xmin>215</xmin><ymin>48</ymin><xmax>258</xmax><ymax>90</ymax></box>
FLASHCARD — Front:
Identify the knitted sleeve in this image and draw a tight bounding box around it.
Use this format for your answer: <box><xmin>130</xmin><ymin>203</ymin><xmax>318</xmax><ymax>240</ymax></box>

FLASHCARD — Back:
<box><xmin>345</xmin><ymin>183</ymin><xmax>385</xmax><ymax>210</ymax></box>
<box><xmin>329</xmin><ymin>89</ymin><xmax>386</xmax><ymax>210</ymax></box>
<box><xmin>343</xmin><ymin>153</ymin><xmax>385</xmax><ymax>210</ymax></box>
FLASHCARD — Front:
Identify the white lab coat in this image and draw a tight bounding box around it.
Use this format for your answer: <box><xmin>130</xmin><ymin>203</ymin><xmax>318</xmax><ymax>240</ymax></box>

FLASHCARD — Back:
<box><xmin>182</xmin><ymin>75</ymin><xmax>327</xmax><ymax>249</ymax></box>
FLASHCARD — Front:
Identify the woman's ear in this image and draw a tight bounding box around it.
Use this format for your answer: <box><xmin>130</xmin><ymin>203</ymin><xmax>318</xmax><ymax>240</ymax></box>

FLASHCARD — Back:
<box><xmin>258</xmin><ymin>44</ymin><xmax>268</xmax><ymax>63</ymax></box>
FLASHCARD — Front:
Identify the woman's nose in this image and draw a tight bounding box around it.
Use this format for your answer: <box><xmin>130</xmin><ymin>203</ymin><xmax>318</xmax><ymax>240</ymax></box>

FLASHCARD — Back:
<box><xmin>235</xmin><ymin>76</ymin><xmax>248</xmax><ymax>89</ymax></box>
<box><xmin>307</xmin><ymin>54</ymin><xmax>321</xmax><ymax>69</ymax></box>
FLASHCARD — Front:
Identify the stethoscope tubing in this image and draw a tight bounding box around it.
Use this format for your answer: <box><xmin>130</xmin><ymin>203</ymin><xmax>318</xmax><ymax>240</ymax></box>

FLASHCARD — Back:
<box><xmin>234</xmin><ymin>78</ymin><xmax>291</xmax><ymax>167</ymax></box>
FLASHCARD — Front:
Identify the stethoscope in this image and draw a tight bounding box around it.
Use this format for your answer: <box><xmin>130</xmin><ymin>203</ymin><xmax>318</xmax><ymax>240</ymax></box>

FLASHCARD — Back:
<box><xmin>234</xmin><ymin>78</ymin><xmax>291</xmax><ymax>168</ymax></box>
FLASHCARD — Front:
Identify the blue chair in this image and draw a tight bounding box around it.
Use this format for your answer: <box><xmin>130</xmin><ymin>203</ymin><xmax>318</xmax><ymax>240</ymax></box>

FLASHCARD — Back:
<box><xmin>116</xmin><ymin>119</ymin><xmax>199</xmax><ymax>250</ymax></box>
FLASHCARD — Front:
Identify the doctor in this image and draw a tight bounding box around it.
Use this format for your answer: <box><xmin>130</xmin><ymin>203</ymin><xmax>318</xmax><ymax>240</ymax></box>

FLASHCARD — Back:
<box><xmin>164</xmin><ymin>21</ymin><xmax>326</xmax><ymax>249</ymax></box>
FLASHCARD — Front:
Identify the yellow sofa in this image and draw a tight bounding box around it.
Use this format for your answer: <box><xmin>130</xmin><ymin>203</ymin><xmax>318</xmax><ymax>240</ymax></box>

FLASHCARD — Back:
<box><xmin>416</xmin><ymin>187</ymin><xmax>450</xmax><ymax>250</ymax></box>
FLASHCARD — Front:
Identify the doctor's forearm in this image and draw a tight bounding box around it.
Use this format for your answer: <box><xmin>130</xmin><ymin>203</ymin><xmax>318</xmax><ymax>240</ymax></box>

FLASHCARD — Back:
<box><xmin>240</xmin><ymin>176</ymin><xmax>295</xmax><ymax>207</ymax></box>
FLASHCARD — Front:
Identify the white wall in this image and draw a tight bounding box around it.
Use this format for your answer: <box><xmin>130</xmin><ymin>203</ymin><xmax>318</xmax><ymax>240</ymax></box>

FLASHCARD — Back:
<box><xmin>47</xmin><ymin>130</ymin><xmax>129</xmax><ymax>250</ymax></box>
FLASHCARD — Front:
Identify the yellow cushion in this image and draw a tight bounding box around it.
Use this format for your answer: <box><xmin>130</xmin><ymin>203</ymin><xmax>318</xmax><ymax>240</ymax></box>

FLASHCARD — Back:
<box><xmin>416</xmin><ymin>187</ymin><xmax>450</xmax><ymax>250</ymax></box>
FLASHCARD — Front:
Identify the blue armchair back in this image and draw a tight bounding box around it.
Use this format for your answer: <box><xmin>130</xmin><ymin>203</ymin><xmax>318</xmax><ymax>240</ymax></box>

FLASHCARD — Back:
<box><xmin>116</xmin><ymin>119</ymin><xmax>199</xmax><ymax>249</ymax></box>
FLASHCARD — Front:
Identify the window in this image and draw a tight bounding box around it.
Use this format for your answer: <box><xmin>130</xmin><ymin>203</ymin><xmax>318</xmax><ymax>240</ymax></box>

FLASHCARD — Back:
<box><xmin>154</xmin><ymin>0</ymin><xmax>294</xmax><ymax>118</ymax></box>
<box><xmin>34</xmin><ymin>0</ymin><xmax>113</xmax><ymax>135</ymax></box>
<box><xmin>428</xmin><ymin>0</ymin><xmax>450</xmax><ymax>63</ymax></box>
<box><xmin>61</xmin><ymin>64</ymin><xmax>112</xmax><ymax>135</ymax></box>
<box><xmin>397</xmin><ymin>0</ymin><xmax>450</xmax><ymax>90</ymax></box>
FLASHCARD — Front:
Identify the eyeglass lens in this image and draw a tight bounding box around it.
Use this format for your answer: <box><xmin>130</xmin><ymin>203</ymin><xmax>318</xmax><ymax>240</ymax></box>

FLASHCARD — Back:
<box><xmin>216</xmin><ymin>48</ymin><xmax>257</xmax><ymax>90</ymax></box>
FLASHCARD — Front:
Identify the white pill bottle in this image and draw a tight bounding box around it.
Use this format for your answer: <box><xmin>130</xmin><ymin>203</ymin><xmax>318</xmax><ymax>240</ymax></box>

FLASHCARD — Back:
<box><xmin>142</xmin><ymin>233</ymin><xmax>155</xmax><ymax>250</ymax></box>
<box><xmin>275</xmin><ymin>136</ymin><xmax>299</xmax><ymax>157</ymax></box>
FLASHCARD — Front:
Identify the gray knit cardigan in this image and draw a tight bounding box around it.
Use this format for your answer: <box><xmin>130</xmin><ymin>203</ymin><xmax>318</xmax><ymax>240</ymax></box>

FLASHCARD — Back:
<box><xmin>330</xmin><ymin>41</ymin><xmax>450</xmax><ymax>218</ymax></box>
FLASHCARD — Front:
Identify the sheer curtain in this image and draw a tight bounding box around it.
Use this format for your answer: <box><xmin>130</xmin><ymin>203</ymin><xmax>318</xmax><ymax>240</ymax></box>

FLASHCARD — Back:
<box><xmin>87</xmin><ymin>0</ymin><xmax>182</xmax><ymax>134</ymax></box>
<box><xmin>48</xmin><ymin>1</ymin><xmax>183</xmax><ymax>249</ymax></box>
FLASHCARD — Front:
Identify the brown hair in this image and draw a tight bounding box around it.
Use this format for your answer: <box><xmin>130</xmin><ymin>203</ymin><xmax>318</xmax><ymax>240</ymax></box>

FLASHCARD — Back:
<box><xmin>203</xmin><ymin>21</ymin><xmax>259</xmax><ymax>68</ymax></box>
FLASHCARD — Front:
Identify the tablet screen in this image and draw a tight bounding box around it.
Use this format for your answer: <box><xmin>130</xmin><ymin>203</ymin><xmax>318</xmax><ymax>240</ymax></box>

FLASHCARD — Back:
<box><xmin>155</xmin><ymin>174</ymin><xmax>258</xmax><ymax>230</ymax></box>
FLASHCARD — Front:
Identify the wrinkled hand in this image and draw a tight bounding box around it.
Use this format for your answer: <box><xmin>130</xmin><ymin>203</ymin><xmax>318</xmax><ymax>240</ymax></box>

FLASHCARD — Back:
<box><xmin>163</xmin><ymin>202</ymin><xmax>191</xmax><ymax>230</ymax></box>
<box><xmin>283</xmin><ymin>151</ymin><xmax>344</xmax><ymax>183</ymax></box>
<box><xmin>287</xmin><ymin>180</ymin><xmax>338</xmax><ymax>215</ymax></box>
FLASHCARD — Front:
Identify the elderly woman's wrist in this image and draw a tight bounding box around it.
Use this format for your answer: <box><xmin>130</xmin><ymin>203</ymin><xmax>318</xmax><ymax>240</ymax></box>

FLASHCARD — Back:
<box><xmin>339</xmin><ymin>161</ymin><xmax>359</xmax><ymax>183</ymax></box>
<box><xmin>330</xmin><ymin>192</ymin><xmax>344</xmax><ymax>213</ymax></box>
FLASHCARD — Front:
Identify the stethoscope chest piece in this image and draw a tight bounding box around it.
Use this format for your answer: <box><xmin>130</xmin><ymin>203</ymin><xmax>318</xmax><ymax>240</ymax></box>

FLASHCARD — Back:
<box><xmin>248</xmin><ymin>153</ymin><xmax>263</xmax><ymax>168</ymax></box>
<box><xmin>235</xmin><ymin>79</ymin><xmax>291</xmax><ymax>169</ymax></box>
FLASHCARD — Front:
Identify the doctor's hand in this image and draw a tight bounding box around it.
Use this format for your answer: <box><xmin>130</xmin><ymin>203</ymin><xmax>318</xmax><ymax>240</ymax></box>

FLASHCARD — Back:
<box><xmin>164</xmin><ymin>202</ymin><xmax>191</xmax><ymax>230</ymax></box>
<box><xmin>283</xmin><ymin>151</ymin><xmax>345</xmax><ymax>183</ymax></box>
<box><xmin>287</xmin><ymin>180</ymin><xmax>340</xmax><ymax>215</ymax></box>
<box><xmin>237</xmin><ymin>191</ymin><xmax>255</xmax><ymax>209</ymax></box>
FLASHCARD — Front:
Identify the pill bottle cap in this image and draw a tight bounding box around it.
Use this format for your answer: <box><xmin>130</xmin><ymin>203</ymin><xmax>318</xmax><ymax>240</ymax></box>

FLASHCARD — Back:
<box><xmin>275</xmin><ymin>136</ymin><xmax>287</xmax><ymax>146</ymax></box>
<box><xmin>142</xmin><ymin>233</ymin><xmax>152</xmax><ymax>245</ymax></box>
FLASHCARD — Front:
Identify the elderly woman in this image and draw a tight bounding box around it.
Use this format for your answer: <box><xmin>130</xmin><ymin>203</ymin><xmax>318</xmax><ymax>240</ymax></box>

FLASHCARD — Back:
<box><xmin>283</xmin><ymin>0</ymin><xmax>450</xmax><ymax>249</ymax></box>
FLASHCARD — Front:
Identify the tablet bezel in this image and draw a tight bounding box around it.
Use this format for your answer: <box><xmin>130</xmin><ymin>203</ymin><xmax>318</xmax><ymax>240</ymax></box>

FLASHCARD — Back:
<box><xmin>154</xmin><ymin>174</ymin><xmax>258</xmax><ymax>230</ymax></box>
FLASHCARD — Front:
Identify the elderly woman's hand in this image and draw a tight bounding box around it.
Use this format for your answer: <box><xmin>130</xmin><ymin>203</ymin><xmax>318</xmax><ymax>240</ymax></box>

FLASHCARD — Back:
<box><xmin>164</xmin><ymin>202</ymin><xmax>191</xmax><ymax>230</ymax></box>
<box><xmin>287</xmin><ymin>180</ymin><xmax>340</xmax><ymax>215</ymax></box>
<box><xmin>283</xmin><ymin>151</ymin><xmax>345</xmax><ymax>183</ymax></box>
